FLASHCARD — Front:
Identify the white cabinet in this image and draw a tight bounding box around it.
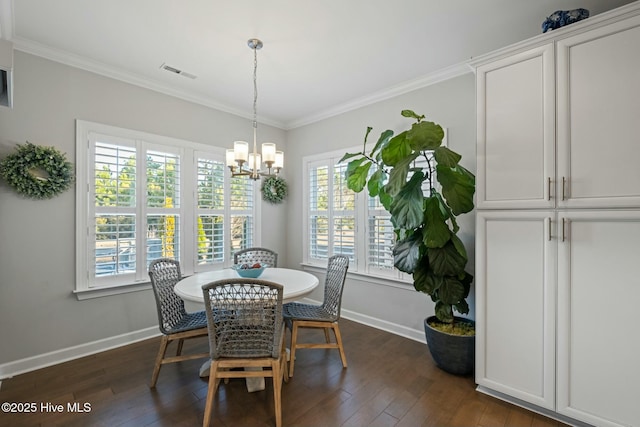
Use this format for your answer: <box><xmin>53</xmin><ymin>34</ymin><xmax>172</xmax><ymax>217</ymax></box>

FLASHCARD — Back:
<box><xmin>476</xmin><ymin>13</ymin><xmax>640</xmax><ymax>210</ymax></box>
<box><xmin>474</xmin><ymin>4</ymin><xmax>640</xmax><ymax>427</ymax></box>
<box><xmin>556</xmin><ymin>17</ymin><xmax>640</xmax><ymax>209</ymax></box>
<box><xmin>476</xmin><ymin>44</ymin><xmax>555</xmax><ymax>209</ymax></box>
<box><xmin>475</xmin><ymin>211</ymin><xmax>556</xmax><ymax>410</ymax></box>
<box><xmin>557</xmin><ymin>211</ymin><xmax>640</xmax><ymax>427</ymax></box>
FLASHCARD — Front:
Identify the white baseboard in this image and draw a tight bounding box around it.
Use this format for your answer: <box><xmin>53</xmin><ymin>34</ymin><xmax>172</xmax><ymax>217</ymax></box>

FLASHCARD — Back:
<box><xmin>0</xmin><ymin>302</ymin><xmax>426</xmax><ymax>380</ymax></box>
<box><xmin>0</xmin><ymin>326</ymin><xmax>160</xmax><ymax>380</ymax></box>
<box><xmin>302</xmin><ymin>297</ymin><xmax>427</xmax><ymax>344</ymax></box>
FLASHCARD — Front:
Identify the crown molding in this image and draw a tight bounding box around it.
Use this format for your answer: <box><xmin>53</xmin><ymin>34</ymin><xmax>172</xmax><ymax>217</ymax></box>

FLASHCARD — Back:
<box><xmin>11</xmin><ymin>33</ymin><xmax>472</xmax><ymax>131</ymax></box>
<box><xmin>285</xmin><ymin>61</ymin><xmax>471</xmax><ymax>129</ymax></box>
<box><xmin>11</xmin><ymin>36</ymin><xmax>286</xmax><ymax>129</ymax></box>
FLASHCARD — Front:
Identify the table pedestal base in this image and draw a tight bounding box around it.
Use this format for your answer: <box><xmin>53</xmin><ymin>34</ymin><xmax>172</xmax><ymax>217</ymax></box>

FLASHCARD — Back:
<box><xmin>198</xmin><ymin>360</ymin><xmax>265</xmax><ymax>392</ymax></box>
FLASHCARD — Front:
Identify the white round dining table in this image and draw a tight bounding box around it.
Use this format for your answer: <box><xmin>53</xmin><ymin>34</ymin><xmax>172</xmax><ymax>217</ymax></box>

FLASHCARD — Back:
<box><xmin>174</xmin><ymin>267</ymin><xmax>319</xmax><ymax>386</ymax></box>
<box><xmin>174</xmin><ymin>267</ymin><xmax>319</xmax><ymax>304</ymax></box>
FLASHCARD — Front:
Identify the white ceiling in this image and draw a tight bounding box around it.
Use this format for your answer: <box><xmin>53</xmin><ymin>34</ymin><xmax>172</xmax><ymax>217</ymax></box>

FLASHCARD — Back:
<box><xmin>0</xmin><ymin>0</ymin><xmax>635</xmax><ymax>129</ymax></box>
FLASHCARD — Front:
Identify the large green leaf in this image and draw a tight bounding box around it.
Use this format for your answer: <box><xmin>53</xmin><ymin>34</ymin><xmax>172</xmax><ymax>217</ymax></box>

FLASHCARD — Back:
<box><xmin>393</xmin><ymin>231</ymin><xmax>422</xmax><ymax>273</ymax></box>
<box><xmin>433</xmin><ymin>146</ymin><xmax>461</xmax><ymax>168</ymax></box>
<box><xmin>381</xmin><ymin>131</ymin><xmax>412</xmax><ymax>166</ymax></box>
<box><xmin>449</xmin><ymin>232</ymin><xmax>468</xmax><ymax>260</ymax></box>
<box><xmin>438</xmin><ymin>277</ymin><xmax>467</xmax><ymax>305</ymax></box>
<box><xmin>413</xmin><ymin>262</ymin><xmax>440</xmax><ymax>295</ymax></box>
<box><xmin>427</xmin><ymin>240</ymin><xmax>468</xmax><ymax>276</ymax></box>
<box><xmin>345</xmin><ymin>158</ymin><xmax>371</xmax><ymax>193</ymax></box>
<box><xmin>423</xmin><ymin>196</ymin><xmax>451</xmax><ymax>248</ymax></box>
<box><xmin>406</xmin><ymin>121</ymin><xmax>444</xmax><ymax>151</ymax></box>
<box><xmin>367</xmin><ymin>168</ymin><xmax>386</xmax><ymax>198</ymax></box>
<box><xmin>455</xmin><ymin>299</ymin><xmax>470</xmax><ymax>316</ymax></box>
<box><xmin>390</xmin><ymin>170</ymin><xmax>425</xmax><ymax>229</ymax></box>
<box><xmin>384</xmin><ymin>152</ymin><xmax>418</xmax><ymax>197</ymax></box>
<box><xmin>401</xmin><ymin>110</ymin><xmax>425</xmax><ymax>121</ymax></box>
<box><xmin>338</xmin><ymin>151</ymin><xmax>363</xmax><ymax>164</ymax></box>
<box><xmin>378</xmin><ymin>186</ymin><xmax>393</xmax><ymax>211</ymax></box>
<box><xmin>369</xmin><ymin>129</ymin><xmax>394</xmax><ymax>159</ymax></box>
<box><xmin>434</xmin><ymin>191</ymin><xmax>459</xmax><ymax>233</ymax></box>
<box><xmin>434</xmin><ymin>301</ymin><xmax>454</xmax><ymax>323</ymax></box>
<box><xmin>436</xmin><ymin>165</ymin><xmax>475</xmax><ymax>215</ymax></box>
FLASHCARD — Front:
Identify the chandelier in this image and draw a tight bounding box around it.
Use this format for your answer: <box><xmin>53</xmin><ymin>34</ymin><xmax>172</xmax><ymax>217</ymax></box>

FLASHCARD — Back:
<box><xmin>226</xmin><ymin>38</ymin><xmax>283</xmax><ymax>180</ymax></box>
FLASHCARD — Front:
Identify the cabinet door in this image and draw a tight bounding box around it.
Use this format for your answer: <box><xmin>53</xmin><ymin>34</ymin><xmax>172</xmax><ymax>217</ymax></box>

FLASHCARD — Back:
<box><xmin>475</xmin><ymin>211</ymin><xmax>556</xmax><ymax>409</ymax></box>
<box><xmin>557</xmin><ymin>15</ymin><xmax>640</xmax><ymax>208</ymax></box>
<box><xmin>476</xmin><ymin>44</ymin><xmax>555</xmax><ymax>209</ymax></box>
<box><xmin>557</xmin><ymin>211</ymin><xmax>640</xmax><ymax>427</ymax></box>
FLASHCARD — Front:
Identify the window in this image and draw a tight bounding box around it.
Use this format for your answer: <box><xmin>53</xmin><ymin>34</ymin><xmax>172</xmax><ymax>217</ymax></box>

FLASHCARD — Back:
<box><xmin>307</xmin><ymin>159</ymin><xmax>356</xmax><ymax>263</ymax></box>
<box><xmin>303</xmin><ymin>148</ymin><xmax>406</xmax><ymax>282</ymax></box>
<box><xmin>76</xmin><ymin>121</ymin><xmax>258</xmax><ymax>298</ymax></box>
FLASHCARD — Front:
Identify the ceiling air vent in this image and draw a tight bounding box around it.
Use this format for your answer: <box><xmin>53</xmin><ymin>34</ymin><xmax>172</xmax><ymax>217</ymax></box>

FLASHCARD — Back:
<box><xmin>160</xmin><ymin>63</ymin><xmax>197</xmax><ymax>79</ymax></box>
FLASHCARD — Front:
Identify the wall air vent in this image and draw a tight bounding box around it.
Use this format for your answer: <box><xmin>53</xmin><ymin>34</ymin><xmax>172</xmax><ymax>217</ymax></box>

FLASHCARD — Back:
<box><xmin>159</xmin><ymin>63</ymin><xmax>197</xmax><ymax>79</ymax></box>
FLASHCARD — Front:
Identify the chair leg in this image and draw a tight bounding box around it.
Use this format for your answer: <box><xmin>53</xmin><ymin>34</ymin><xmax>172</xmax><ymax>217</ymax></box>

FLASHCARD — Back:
<box><xmin>150</xmin><ymin>335</ymin><xmax>170</xmax><ymax>388</ymax></box>
<box><xmin>288</xmin><ymin>322</ymin><xmax>299</xmax><ymax>378</ymax></box>
<box><xmin>203</xmin><ymin>361</ymin><xmax>220</xmax><ymax>427</ymax></box>
<box><xmin>323</xmin><ymin>327</ymin><xmax>331</xmax><ymax>343</ymax></box>
<box><xmin>333</xmin><ymin>323</ymin><xmax>348</xmax><ymax>368</ymax></box>
<box><xmin>281</xmin><ymin>338</ymin><xmax>289</xmax><ymax>383</ymax></box>
<box><xmin>176</xmin><ymin>338</ymin><xmax>185</xmax><ymax>356</ymax></box>
<box><xmin>272</xmin><ymin>359</ymin><xmax>282</xmax><ymax>427</ymax></box>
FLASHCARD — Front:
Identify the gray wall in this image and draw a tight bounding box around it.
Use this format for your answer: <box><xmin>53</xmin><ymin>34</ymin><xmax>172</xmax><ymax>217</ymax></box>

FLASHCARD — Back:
<box><xmin>285</xmin><ymin>73</ymin><xmax>477</xmax><ymax>335</ymax></box>
<box><xmin>0</xmin><ymin>52</ymin><xmax>287</xmax><ymax>366</ymax></box>
<box><xmin>0</xmin><ymin>51</ymin><xmax>474</xmax><ymax>369</ymax></box>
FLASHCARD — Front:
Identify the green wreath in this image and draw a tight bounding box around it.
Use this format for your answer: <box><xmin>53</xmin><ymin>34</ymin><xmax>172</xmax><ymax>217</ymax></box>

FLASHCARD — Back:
<box><xmin>0</xmin><ymin>142</ymin><xmax>74</xmax><ymax>199</ymax></box>
<box><xmin>261</xmin><ymin>176</ymin><xmax>288</xmax><ymax>204</ymax></box>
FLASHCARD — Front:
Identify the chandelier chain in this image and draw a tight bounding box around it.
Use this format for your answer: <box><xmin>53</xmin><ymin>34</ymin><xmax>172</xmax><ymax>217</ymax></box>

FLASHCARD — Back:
<box><xmin>253</xmin><ymin>44</ymin><xmax>258</xmax><ymax>130</ymax></box>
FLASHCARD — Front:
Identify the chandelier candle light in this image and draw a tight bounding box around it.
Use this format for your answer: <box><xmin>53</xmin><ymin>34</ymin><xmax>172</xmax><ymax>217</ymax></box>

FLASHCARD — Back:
<box><xmin>226</xmin><ymin>38</ymin><xmax>283</xmax><ymax>180</ymax></box>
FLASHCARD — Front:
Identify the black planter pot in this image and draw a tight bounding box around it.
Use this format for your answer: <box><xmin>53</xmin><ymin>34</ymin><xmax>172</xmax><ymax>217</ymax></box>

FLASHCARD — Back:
<box><xmin>423</xmin><ymin>316</ymin><xmax>475</xmax><ymax>376</ymax></box>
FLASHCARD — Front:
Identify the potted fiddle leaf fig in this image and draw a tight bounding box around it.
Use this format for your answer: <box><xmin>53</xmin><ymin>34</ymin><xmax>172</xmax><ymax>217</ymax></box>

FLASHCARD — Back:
<box><xmin>340</xmin><ymin>110</ymin><xmax>476</xmax><ymax>375</ymax></box>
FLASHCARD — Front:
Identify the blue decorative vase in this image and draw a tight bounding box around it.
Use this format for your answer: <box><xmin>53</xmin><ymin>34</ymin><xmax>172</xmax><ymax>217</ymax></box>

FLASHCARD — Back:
<box><xmin>542</xmin><ymin>8</ymin><xmax>590</xmax><ymax>33</ymax></box>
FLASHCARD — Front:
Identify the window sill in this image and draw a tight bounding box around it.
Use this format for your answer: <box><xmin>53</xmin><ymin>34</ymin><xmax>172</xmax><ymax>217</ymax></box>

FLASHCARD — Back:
<box><xmin>73</xmin><ymin>281</ymin><xmax>152</xmax><ymax>300</ymax></box>
<box><xmin>300</xmin><ymin>263</ymin><xmax>413</xmax><ymax>291</ymax></box>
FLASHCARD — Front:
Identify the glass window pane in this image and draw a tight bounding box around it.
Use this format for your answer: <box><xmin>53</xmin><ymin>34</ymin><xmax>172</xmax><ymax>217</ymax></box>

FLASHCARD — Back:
<box><xmin>230</xmin><ymin>176</ymin><xmax>253</xmax><ymax>211</ymax></box>
<box><xmin>197</xmin><ymin>159</ymin><xmax>224</xmax><ymax>210</ymax></box>
<box><xmin>333</xmin><ymin>163</ymin><xmax>355</xmax><ymax>211</ymax></box>
<box><xmin>310</xmin><ymin>166</ymin><xmax>329</xmax><ymax>211</ymax></box>
<box><xmin>333</xmin><ymin>216</ymin><xmax>355</xmax><ymax>261</ymax></box>
<box><xmin>368</xmin><ymin>216</ymin><xmax>395</xmax><ymax>269</ymax></box>
<box><xmin>310</xmin><ymin>215</ymin><xmax>329</xmax><ymax>260</ymax></box>
<box><xmin>146</xmin><ymin>150</ymin><xmax>180</xmax><ymax>208</ymax></box>
<box><xmin>146</xmin><ymin>214</ymin><xmax>180</xmax><ymax>266</ymax></box>
<box><xmin>230</xmin><ymin>215</ymin><xmax>253</xmax><ymax>254</ymax></box>
<box><xmin>197</xmin><ymin>215</ymin><xmax>224</xmax><ymax>264</ymax></box>
<box><xmin>94</xmin><ymin>142</ymin><xmax>136</xmax><ymax>207</ymax></box>
<box><xmin>95</xmin><ymin>214</ymin><xmax>136</xmax><ymax>276</ymax></box>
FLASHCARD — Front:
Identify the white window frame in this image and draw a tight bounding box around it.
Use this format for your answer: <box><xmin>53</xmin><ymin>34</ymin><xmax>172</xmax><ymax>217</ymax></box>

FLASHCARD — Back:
<box><xmin>75</xmin><ymin>120</ymin><xmax>259</xmax><ymax>299</ymax></box>
<box><xmin>302</xmin><ymin>147</ymin><xmax>409</xmax><ymax>285</ymax></box>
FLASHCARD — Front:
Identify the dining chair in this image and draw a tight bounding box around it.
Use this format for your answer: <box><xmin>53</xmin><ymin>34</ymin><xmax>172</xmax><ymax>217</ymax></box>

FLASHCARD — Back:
<box><xmin>148</xmin><ymin>258</ymin><xmax>209</xmax><ymax>388</ymax></box>
<box><xmin>234</xmin><ymin>247</ymin><xmax>278</xmax><ymax>267</ymax></box>
<box><xmin>283</xmin><ymin>254</ymin><xmax>349</xmax><ymax>377</ymax></box>
<box><xmin>202</xmin><ymin>278</ymin><xmax>287</xmax><ymax>427</ymax></box>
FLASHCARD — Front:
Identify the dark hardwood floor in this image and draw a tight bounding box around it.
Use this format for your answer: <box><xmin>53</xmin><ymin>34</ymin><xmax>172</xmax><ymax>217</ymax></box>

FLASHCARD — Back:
<box><xmin>0</xmin><ymin>319</ymin><xmax>567</xmax><ymax>427</ymax></box>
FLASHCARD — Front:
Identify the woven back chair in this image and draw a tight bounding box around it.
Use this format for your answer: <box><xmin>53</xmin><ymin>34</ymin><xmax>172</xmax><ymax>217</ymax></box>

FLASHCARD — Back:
<box><xmin>202</xmin><ymin>279</ymin><xmax>287</xmax><ymax>427</ymax></box>
<box><xmin>148</xmin><ymin>258</ymin><xmax>209</xmax><ymax>388</ymax></box>
<box><xmin>234</xmin><ymin>247</ymin><xmax>278</xmax><ymax>267</ymax></box>
<box><xmin>282</xmin><ymin>254</ymin><xmax>349</xmax><ymax>377</ymax></box>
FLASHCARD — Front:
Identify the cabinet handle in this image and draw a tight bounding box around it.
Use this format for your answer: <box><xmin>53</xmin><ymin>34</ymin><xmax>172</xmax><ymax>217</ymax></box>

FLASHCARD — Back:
<box><xmin>548</xmin><ymin>217</ymin><xmax>552</xmax><ymax>241</ymax></box>
<box><xmin>562</xmin><ymin>177</ymin><xmax>566</xmax><ymax>201</ymax></box>
<box><xmin>547</xmin><ymin>177</ymin><xmax>552</xmax><ymax>201</ymax></box>
<box><xmin>562</xmin><ymin>218</ymin><xmax>567</xmax><ymax>242</ymax></box>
